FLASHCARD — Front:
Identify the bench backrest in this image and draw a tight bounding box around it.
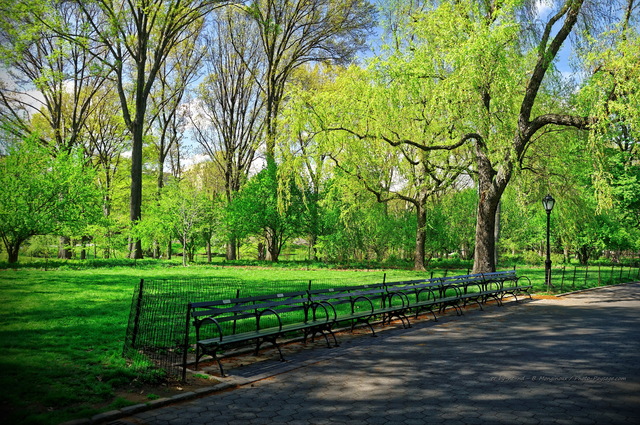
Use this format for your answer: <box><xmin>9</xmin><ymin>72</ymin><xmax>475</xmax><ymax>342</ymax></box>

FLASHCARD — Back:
<box><xmin>189</xmin><ymin>290</ymin><xmax>310</xmax><ymax>338</ymax></box>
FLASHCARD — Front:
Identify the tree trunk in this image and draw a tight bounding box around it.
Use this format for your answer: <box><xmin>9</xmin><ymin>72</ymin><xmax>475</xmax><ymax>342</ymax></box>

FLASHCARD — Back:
<box><xmin>129</xmin><ymin>111</ymin><xmax>144</xmax><ymax>259</ymax></box>
<box><xmin>265</xmin><ymin>231</ymin><xmax>280</xmax><ymax>262</ymax></box>
<box><xmin>473</xmin><ymin>137</ymin><xmax>509</xmax><ymax>273</ymax></box>
<box><xmin>182</xmin><ymin>234</ymin><xmax>188</xmax><ymax>266</ymax></box>
<box><xmin>226</xmin><ymin>235</ymin><xmax>237</xmax><ymax>260</ymax></box>
<box><xmin>308</xmin><ymin>233</ymin><xmax>318</xmax><ymax>261</ymax></box>
<box><xmin>80</xmin><ymin>236</ymin><xmax>89</xmax><ymax>260</ymax></box>
<box><xmin>6</xmin><ymin>243</ymin><xmax>21</xmax><ymax>264</ymax></box>
<box><xmin>474</xmin><ymin>199</ymin><xmax>497</xmax><ymax>273</ymax></box>
<box><xmin>58</xmin><ymin>236</ymin><xmax>72</xmax><ymax>259</ymax></box>
<box><xmin>206</xmin><ymin>240</ymin><xmax>212</xmax><ymax>263</ymax></box>
<box><xmin>414</xmin><ymin>205</ymin><xmax>427</xmax><ymax>271</ymax></box>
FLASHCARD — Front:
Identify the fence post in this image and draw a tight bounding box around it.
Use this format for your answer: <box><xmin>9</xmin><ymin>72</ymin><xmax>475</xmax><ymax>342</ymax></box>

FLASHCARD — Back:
<box><xmin>598</xmin><ymin>266</ymin><xmax>601</xmax><ymax>286</ymax></box>
<box><xmin>182</xmin><ymin>302</ymin><xmax>192</xmax><ymax>382</ymax></box>
<box><xmin>611</xmin><ymin>265</ymin><xmax>615</xmax><ymax>284</ymax></box>
<box><xmin>585</xmin><ymin>265</ymin><xmax>589</xmax><ymax>288</ymax></box>
<box><xmin>560</xmin><ymin>266</ymin><xmax>566</xmax><ymax>292</ymax></box>
<box><xmin>572</xmin><ymin>266</ymin><xmax>577</xmax><ymax>289</ymax></box>
<box><xmin>620</xmin><ymin>265</ymin><xmax>624</xmax><ymax>280</ymax></box>
<box><xmin>231</xmin><ymin>289</ymin><xmax>240</xmax><ymax>335</ymax></box>
<box><xmin>383</xmin><ymin>273</ymin><xmax>387</xmax><ymax>285</ymax></box>
<box><xmin>131</xmin><ymin>279</ymin><xmax>145</xmax><ymax>348</ymax></box>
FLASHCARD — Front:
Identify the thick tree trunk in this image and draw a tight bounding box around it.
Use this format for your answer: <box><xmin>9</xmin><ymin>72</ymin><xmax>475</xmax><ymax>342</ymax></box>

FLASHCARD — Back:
<box><xmin>226</xmin><ymin>236</ymin><xmax>237</xmax><ymax>260</ymax></box>
<box><xmin>414</xmin><ymin>205</ymin><xmax>427</xmax><ymax>271</ymax></box>
<box><xmin>6</xmin><ymin>243</ymin><xmax>20</xmax><ymax>264</ymax></box>
<box><xmin>265</xmin><ymin>230</ymin><xmax>280</xmax><ymax>262</ymax></box>
<box><xmin>474</xmin><ymin>191</ymin><xmax>500</xmax><ymax>273</ymax></box>
<box><xmin>473</xmin><ymin>137</ymin><xmax>510</xmax><ymax>273</ymax></box>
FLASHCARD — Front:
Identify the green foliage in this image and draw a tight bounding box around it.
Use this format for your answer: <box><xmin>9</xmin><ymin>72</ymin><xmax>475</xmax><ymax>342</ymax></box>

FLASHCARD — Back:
<box><xmin>0</xmin><ymin>138</ymin><xmax>102</xmax><ymax>263</ymax></box>
<box><xmin>227</xmin><ymin>163</ymin><xmax>307</xmax><ymax>260</ymax></box>
<box><xmin>137</xmin><ymin>178</ymin><xmax>212</xmax><ymax>266</ymax></box>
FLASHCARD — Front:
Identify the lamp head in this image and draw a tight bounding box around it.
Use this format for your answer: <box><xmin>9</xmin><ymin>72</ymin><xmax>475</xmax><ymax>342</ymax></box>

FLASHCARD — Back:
<box><xmin>542</xmin><ymin>194</ymin><xmax>555</xmax><ymax>213</ymax></box>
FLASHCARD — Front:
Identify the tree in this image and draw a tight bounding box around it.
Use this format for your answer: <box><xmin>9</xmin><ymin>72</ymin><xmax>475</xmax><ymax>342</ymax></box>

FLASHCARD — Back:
<box><xmin>0</xmin><ymin>138</ymin><xmax>101</xmax><ymax>263</ymax></box>
<box><xmin>139</xmin><ymin>178</ymin><xmax>210</xmax><ymax>266</ymax></box>
<box><xmin>228</xmin><ymin>163</ymin><xmax>306</xmax><ymax>261</ymax></box>
<box><xmin>380</xmin><ymin>0</ymin><xmax>598</xmax><ymax>272</ymax></box>
<box><xmin>291</xmin><ymin>56</ymin><xmax>470</xmax><ymax>270</ymax></box>
<box><xmin>70</xmin><ymin>0</ymin><xmax>225</xmax><ymax>258</ymax></box>
<box><xmin>191</xmin><ymin>6</ymin><xmax>264</xmax><ymax>259</ymax></box>
<box><xmin>240</xmin><ymin>0</ymin><xmax>376</xmax><ymax>163</ymax></box>
<box><xmin>0</xmin><ymin>1</ymin><xmax>109</xmax><ymax>150</ymax></box>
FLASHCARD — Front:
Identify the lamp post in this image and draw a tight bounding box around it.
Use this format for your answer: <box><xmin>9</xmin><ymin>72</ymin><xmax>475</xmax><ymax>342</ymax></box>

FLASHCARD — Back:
<box><xmin>542</xmin><ymin>194</ymin><xmax>555</xmax><ymax>292</ymax></box>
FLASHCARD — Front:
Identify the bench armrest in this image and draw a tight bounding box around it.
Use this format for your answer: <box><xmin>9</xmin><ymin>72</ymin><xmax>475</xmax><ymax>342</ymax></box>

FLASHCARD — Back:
<box><xmin>386</xmin><ymin>290</ymin><xmax>408</xmax><ymax>308</ymax></box>
<box><xmin>196</xmin><ymin>316</ymin><xmax>225</xmax><ymax>343</ymax></box>
<box><xmin>311</xmin><ymin>301</ymin><xmax>336</xmax><ymax>322</ymax></box>
<box><xmin>256</xmin><ymin>308</ymin><xmax>283</xmax><ymax>332</ymax></box>
<box><xmin>350</xmin><ymin>295</ymin><xmax>375</xmax><ymax>314</ymax></box>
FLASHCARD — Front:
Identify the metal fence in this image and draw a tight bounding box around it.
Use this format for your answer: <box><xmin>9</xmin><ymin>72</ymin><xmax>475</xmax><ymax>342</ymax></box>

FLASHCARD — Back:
<box><xmin>122</xmin><ymin>274</ymin><xmax>387</xmax><ymax>378</ymax></box>
<box><xmin>549</xmin><ymin>264</ymin><xmax>640</xmax><ymax>293</ymax></box>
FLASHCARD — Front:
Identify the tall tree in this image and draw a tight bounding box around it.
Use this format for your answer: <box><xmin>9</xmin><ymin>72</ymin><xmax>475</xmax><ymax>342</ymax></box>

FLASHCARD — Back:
<box><xmin>191</xmin><ymin>6</ymin><xmax>264</xmax><ymax>260</ymax></box>
<box><xmin>382</xmin><ymin>0</ymin><xmax>597</xmax><ymax>272</ymax></box>
<box><xmin>241</xmin><ymin>0</ymin><xmax>376</xmax><ymax>163</ymax></box>
<box><xmin>70</xmin><ymin>0</ymin><xmax>225</xmax><ymax>258</ymax></box>
<box><xmin>471</xmin><ymin>0</ymin><xmax>593</xmax><ymax>273</ymax></box>
<box><xmin>0</xmin><ymin>1</ymin><xmax>109</xmax><ymax>151</ymax></box>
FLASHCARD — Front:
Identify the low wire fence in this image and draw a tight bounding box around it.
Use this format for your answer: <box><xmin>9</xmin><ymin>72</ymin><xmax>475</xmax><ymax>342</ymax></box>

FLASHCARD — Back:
<box><xmin>547</xmin><ymin>264</ymin><xmax>640</xmax><ymax>293</ymax></box>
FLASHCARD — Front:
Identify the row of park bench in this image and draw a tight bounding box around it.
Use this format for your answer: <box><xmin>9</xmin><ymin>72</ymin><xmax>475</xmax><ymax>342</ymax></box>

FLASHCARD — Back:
<box><xmin>182</xmin><ymin>270</ymin><xmax>532</xmax><ymax>378</ymax></box>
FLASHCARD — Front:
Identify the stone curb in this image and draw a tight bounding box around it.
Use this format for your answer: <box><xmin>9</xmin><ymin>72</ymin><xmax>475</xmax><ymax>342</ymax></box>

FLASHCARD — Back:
<box><xmin>58</xmin><ymin>381</ymin><xmax>241</xmax><ymax>425</ymax></box>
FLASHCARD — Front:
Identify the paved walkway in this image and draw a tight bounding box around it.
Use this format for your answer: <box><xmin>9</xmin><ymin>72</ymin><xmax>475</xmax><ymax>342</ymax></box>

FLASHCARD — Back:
<box><xmin>118</xmin><ymin>283</ymin><xmax>640</xmax><ymax>425</ymax></box>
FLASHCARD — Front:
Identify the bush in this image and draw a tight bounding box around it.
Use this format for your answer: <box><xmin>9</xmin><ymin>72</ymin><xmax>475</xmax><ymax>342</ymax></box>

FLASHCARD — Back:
<box><xmin>522</xmin><ymin>251</ymin><xmax>543</xmax><ymax>266</ymax></box>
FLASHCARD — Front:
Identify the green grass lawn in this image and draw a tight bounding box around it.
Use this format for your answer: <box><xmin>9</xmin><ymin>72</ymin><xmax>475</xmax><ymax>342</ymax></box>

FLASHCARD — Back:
<box><xmin>0</xmin><ymin>260</ymin><xmax>636</xmax><ymax>424</ymax></box>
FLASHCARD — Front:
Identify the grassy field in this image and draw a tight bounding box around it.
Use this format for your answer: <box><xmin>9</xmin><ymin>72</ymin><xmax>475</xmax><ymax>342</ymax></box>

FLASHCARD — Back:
<box><xmin>0</xmin><ymin>259</ymin><xmax>636</xmax><ymax>424</ymax></box>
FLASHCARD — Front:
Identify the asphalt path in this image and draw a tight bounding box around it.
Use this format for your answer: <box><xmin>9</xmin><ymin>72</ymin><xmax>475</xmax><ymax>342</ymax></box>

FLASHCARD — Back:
<box><xmin>115</xmin><ymin>283</ymin><xmax>640</xmax><ymax>425</ymax></box>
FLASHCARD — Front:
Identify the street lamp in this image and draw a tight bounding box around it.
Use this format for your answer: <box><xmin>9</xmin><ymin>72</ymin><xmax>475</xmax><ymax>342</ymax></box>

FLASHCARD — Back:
<box><xmin>542</xmin><ymin>194</ymin><xmax>555</xmax><ymax>292</ymax></box>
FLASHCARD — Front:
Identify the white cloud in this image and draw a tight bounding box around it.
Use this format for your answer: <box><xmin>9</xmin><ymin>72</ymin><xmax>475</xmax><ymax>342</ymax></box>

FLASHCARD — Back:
<box><xmin>535</xmin><ymin>0</ymin><xmax>553</xmax><ymax>19</ymax></box>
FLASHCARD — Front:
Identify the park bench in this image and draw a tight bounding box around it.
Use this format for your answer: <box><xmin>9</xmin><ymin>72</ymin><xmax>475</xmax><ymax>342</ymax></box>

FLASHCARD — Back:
<box><xmin>185</xmin><ymin>290</ymin><xmax>334</xmax><ymax>377</ymax></box>
<box><xmin>481</xmin><ymin>270</ymin><xmax>533</xmax><ymax>302</ymax></box>
<box><xmin>182</xmin><ymin>270</ymin><xmax>531</xmax><ymax>379</ymax></box>
<box><xmin>307</xmin><ymin>283</ymin><xmax>411</xmax><ymax>336</ymax></box>
<box><xmin>439</xmin><ymin>273</ymin><xmax>504</xmax><ymax>311</ymax></box>
<box><xmin>383</xmin><ymin>278</ymin><xmax>444</xmax><ymax>321</ymax></box>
